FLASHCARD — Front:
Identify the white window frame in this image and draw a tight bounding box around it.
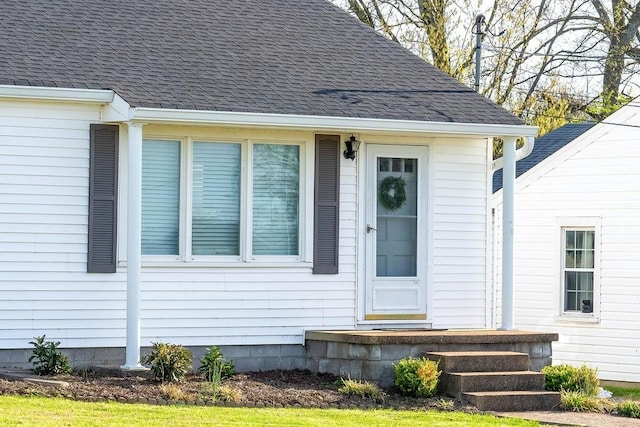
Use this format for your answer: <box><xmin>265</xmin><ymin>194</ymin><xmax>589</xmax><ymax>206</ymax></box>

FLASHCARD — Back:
<box><xmin>555</xmin><ymin>217</ymin><xmax>601</xmax><ymax>322</ymax></box>
<box><xmin>136</xmin><ymin>135</ymin><xmax>312</xmax><ymax>266</ymax></box>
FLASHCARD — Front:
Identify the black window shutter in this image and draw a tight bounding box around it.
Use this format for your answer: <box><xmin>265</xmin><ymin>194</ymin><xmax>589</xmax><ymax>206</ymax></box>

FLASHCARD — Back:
<box><xmin>313</xmin><ymin>135</ymin><xmax>340</xmax><ymax>274</ymax></box>
<box><xmin>88</xmin><ymin>124</ymin><xmax>119</xmax><ymax>273</ymax></box>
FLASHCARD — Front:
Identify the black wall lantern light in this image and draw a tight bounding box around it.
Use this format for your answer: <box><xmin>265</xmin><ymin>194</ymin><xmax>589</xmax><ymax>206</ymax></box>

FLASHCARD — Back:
<box><xmin>343</xmin><ymin>135</ymin><xmax>360</xmax><ymax>160</ymax></box>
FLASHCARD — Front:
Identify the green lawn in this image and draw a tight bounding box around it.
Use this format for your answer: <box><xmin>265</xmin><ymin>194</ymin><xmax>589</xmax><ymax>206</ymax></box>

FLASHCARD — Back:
<box><xmin>0</xmin><ymin>395</ymin><xmax>539</xmax><ymax>426</ymax></box>
<box><xmin>606</xmin><ymin>386</ymin><xmax>640</xmax><ymax>401</ymax></box>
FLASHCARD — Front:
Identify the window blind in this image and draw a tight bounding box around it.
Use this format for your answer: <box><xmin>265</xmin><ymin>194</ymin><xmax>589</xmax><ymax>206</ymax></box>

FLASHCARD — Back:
<box><xmin>192</xmin><ymin>142</ymin><xmax>241</xmax><ymax>255</ymax></box>
<box><xmin>141</xmin><ymin>140</ymin><xmax>180</xmax><ymax>255</ymax></box>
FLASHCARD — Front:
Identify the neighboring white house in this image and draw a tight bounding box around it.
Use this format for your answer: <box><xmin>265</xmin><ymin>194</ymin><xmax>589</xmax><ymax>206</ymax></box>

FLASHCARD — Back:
<box><xmin>493</xmin><ymin>98</ymin><xmax>640</xmax><ymax>383</ymax></box>
<box><xmin>0</xmin><ymin>0</ymin><xmax>535</xmax><ymax>370</ymax></box>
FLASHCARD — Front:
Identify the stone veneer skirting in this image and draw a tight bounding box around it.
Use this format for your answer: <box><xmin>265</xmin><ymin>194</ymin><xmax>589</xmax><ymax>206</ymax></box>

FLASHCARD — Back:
<box><xmin>0</xmin><ymin>330</ymin><xmax>557</xmax><ymax>388</ymax></box>
<box><xmin>0</xmin><ymin>345</ymin><xmax>307</xmax><ymax>373</ymax></box>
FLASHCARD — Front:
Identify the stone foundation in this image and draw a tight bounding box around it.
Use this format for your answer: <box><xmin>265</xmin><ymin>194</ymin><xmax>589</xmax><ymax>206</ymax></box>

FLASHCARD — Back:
<box><xmin>0</xmin><ymin>344</ymin><xmax>307</xmax><ymax>373</ymax></box>
<box><xmin>0</xmin><ymin>330</ymin><xmax>557</xmax><ymax>388</ymax></box>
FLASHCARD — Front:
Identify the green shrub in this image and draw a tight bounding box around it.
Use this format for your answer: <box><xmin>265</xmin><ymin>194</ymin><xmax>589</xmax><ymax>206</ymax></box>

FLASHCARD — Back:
<box><xmin>338</xmin><ymin>377</ymin><xmax>384</xmax><ymax>401</ymax></box>
<box><xmin>198</xmin><ymin>346</ymin><xmax>235</xmax><ymax>381</ymax></box>
<box><xmin>560</xmin><ymin>390</ymin><xmax>611</xmax><ymax>412</ymax></box>
<box><xmin>28</xmin><ymin>335</ymin><xmax>71</xmax><ymax>376</ymax></box>
<box><xmin>542</xmin><ymin>363</ymin><xmax>599</xmax><ymax>396</ymax></box>
<box><xmin>141</xmin><ymin>342</ymin><xmax>192</xmax><ymax>383</ymax></box>
<box><xmin>393</xmin><ymin>357</ymin><xmax>440</xmax><ymax>398</ymax></box>
<box><xmin>617</xmin><ymin>401</ymin><xmax>640</xmax><ymax>418</ymax></box>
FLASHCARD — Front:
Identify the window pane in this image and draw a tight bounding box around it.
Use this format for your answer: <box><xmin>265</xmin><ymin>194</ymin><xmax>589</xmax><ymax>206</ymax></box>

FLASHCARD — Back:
<box><xmin>565</xmin><ymin>250</ymin><xmax>575</xmax><ymax>268</ymax></box>
<box><xmin>192</xmin><ymin>142</ymin><xmax>241</xmax><ymax>255</ymax></box>
<box><xmin>565</xmin><ymin>272</ymin><xmax>578</xmax><ymax>310</ymax></box>
<box><xmin>142</xmin><ymin>140</ymin><xmax>180</xmax><ymax>255</ymax></box>
<box><xmin>404</xmin><ymin>159</ymin><xmax>414</xmax><ymax>173</ymax></box>
<box><xmin>584</xmin><ymin>231</ymin><xmax>595</xmax><ymax>249</ymax></box>
<box><xmin>584</xmin><ymin>250</ymin><xmax>594</xmax><ymax>268</ymax></box>
<box><xmin>252</xmin><ymin>144</ymin><xmax>299</xmax><ymax>255</ymax></box>
<box><xmin>566</xmin><ymin>230</ymin><xmax>575</xmax><ymax>249</ymax></box>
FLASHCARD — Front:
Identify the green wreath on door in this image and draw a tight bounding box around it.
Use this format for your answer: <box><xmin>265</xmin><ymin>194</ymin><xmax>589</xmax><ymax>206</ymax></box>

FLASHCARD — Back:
<box><xmin>379</xmin><ymin>176</ymin><xmax>406</xmax><ymax>211</ymax></box>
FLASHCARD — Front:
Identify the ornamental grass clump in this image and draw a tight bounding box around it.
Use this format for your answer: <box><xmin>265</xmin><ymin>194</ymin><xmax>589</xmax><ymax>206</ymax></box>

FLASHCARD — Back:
<box><xmin>141</xmin><ymin>342</ymin><xmax>192</xmax><ymax>383</ymax></box>
<box><xmin>337</xmin><ymin>377</ymin><xmax>385</xmax><ymax>401</ymax></box>
<box><xmin>393</xmin><ymin>357</ymin><xmax>440</xmax><ymax>398</ymax></box>
<box><xmin>617</xmin><ymin>400</ymin><xmax>640</xmax><ymax>418</ymax></box>
<box><xmin>28</xmin><ymin>335</ymin><xmax>72</xmax><ymax>376</ymax></box>
<box><xmin>560</xmin><ymin>390</ymin><xmax>612</xmax><ymax>413</ymax></box>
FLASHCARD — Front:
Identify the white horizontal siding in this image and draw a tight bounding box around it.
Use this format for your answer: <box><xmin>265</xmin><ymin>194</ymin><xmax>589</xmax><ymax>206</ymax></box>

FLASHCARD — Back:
<box><xmin>136</xmin><ymin>151</ymin><xmax>358</xmax><ymax>345</ymax></box>
<box><xmin>430</xmin><ymin>138</ymin><xmax>489</xmax><ymax>328</ymax></box>
<box><xmin>1</xmin><ymin>105</ymin><xmax>359</xmax><ymax>350</ymax></box>
<box><xmin>494</xmin><ymin>101</ymin><xmax>640</xmax><ymax>382</ymax></box>
<box><xmin>0</xmin><ymin>100</ymin><xmax>128</xmax><ymax>349</ymax></box>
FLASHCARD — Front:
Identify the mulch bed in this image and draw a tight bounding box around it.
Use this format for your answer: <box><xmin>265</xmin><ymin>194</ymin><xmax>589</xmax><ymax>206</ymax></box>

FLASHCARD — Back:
<box><xmin>0</xmin><ymin>369</ymin><xmax>473</xmax><ymax>411</ymax></box>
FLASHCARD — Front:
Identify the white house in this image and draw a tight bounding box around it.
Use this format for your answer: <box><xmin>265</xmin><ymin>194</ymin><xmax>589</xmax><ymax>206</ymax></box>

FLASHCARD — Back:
<box><xmin>0</xmin><ymin>0</ymin><xmax>535</xmax><ymax>371</ymax></box>
<box><xmin>493</xmin><ymin>99</ymin><xmax>640</xmax><ymax>384</ymax></box>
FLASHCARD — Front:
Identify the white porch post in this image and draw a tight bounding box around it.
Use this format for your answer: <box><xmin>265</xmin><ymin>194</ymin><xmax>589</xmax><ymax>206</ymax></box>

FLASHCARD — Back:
<box><xmin>500</xmin><ymin>136</ymin><xmax>517</xmax><ymax>330</ymax></box>
<box><xmin>122</xmin><ymin>122</ymin><xmax>145</xmax><ymax>370</ymax></box>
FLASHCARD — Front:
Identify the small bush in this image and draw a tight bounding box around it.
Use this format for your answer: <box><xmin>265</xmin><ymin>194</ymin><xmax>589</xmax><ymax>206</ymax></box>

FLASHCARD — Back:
<box><xmin>28</xmin><ymin>335</ymin><xmax>72</xmax><ymax>376</ymax></box>
<box><xmin>393</xmin><ymin>357</ymin><xmax>440</xmax><ymax>398</ymax></box>
<box><xmin>617</xmin><ymin>400</ymin><xmax>640</xmax><ymax>418</ymax></box>
<box><xmin>560</xmin><ymin>390</ymin><xmax>611</xmax><ymax>412</ymax></box>
<box><xmin>216</xmin><ymin>385</ymin><xmax>242</xmax><ymax>403</ymax></box>
<box><xmin>160</xmin><ymin>383</ymin><xmax>192</xmax><ymax>403</ymax></box>
<box><xmin>542</xmin><ymin>363</ymin><xmax>599</xmax><ymax>396</ymax></box>
<box><xmin>199</xmin><ymin>346</ymin><xmax>235</xmax><ymax>381</ymax></box>
<box><xmin>141</xmin><ymin>342</ymin><xmax>192</xmax><ymax>383</ymax></box>
<box><xmin>338</xmin><ymin>377</ymin><xmax>384</xmax><ymax>401</ymax></box>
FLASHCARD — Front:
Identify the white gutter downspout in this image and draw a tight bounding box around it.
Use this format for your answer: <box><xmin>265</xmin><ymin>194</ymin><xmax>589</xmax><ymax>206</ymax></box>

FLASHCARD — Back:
<box><xmin>493</xmin><ymin>136</ymin><xmax>534</xmax><ymax>330</ymax></box>
<box><xmin>121</xmin><ymin>122</ymin><xmax>145</xmax><ymax>370</ymax></box>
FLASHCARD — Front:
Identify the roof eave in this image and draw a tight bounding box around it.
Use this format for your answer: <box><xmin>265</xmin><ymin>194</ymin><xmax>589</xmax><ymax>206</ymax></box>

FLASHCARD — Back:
<box><xmin>0</xmin><ymin>85</ymin><xmax>536</xmax><ymax>138</ymax></box>
<box><xmin>0</xmin><ymin>85</ymin><xmax>113</xmax><ymax>103</ymax></box>
<box><xmin>129</xmin><ymin>107</ymin><xmax>537</xmax><ymax>138</ymax></box>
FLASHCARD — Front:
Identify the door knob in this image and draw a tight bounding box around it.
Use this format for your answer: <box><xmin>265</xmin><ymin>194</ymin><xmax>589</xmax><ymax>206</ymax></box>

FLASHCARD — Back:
<box><xmin>367</xmin><ymin>224</ymin><xmax>377</xmax><ymax>233</ymax></box>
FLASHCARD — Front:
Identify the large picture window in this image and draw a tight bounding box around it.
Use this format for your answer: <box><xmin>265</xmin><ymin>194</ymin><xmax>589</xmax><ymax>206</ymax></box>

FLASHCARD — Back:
<box><xmin>141</xmin><ymin>138</ymin><xmax>302</xmax><ymax>261</ymax></box>
<box><xmin>562</xmin><ymin>228</ymin><xmax>595</xmax><ymax>314</ymax></box>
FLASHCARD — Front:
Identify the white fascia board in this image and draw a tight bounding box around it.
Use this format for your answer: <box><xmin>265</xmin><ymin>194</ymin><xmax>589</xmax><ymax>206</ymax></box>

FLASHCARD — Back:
<box><xmin>131</xmin><ymin>107</ymin><xmax>538</xmax><ymax>138</ymax></box>
<box><xmin>0</xmin><ymin>85</ymin><xmax>114</xmax><ymax>103</ymax></box>
<box><xmin>102</xmin><ymin>92</ymin><xmax>132</xmax><ymax>122</ymax></box>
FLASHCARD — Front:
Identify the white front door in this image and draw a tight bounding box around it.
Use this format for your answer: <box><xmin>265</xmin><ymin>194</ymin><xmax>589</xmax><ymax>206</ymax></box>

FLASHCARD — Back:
<box><xmin>365</xmin><ymin>145</ymin><xmax>428</xmax><ymax>321</ymax></box>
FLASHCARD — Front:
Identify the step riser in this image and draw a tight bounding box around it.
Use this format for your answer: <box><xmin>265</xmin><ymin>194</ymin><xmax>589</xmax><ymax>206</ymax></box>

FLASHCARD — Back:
<box><xmin>441</xmin><ymin>372</ymin><xmax>545</xmax><ymax>398</ymax></box>
<box><xmin>430</xmin><ymin>351</ymin><xmax>559</xmax><ymax>411</ymax></box>
<box><xmin>428</xmin><ymin>353</ymin><xmax>530</xmax><ymax>373</ymax></box>
<box><xmin>462</xmin><ymin>392</ymin><xmax>561</xmax><ymax>412</ymax></box>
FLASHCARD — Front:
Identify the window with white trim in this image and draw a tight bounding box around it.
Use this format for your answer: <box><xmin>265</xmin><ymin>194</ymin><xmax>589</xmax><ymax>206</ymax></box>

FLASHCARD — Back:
<box><xmin>562</xmin><ymin>228</ymin><xmax>595</xmax><ymax>314</ymax></box>
<box><xmin>141</xmin><ymin>138</ymin><xmax>302</xmax><ymax>261</ymax></box>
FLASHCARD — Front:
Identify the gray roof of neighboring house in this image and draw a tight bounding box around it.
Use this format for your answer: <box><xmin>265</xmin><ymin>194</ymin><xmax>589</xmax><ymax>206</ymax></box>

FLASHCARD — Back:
<box><xmin>0</xmin><ymin>0</ymin><xmax>522</xmax><ymax>125</ymax></box>
<box><xmin>493</xmin><ymin>123</ymin><xmax>596</xmax><ymax>193</ymax></box>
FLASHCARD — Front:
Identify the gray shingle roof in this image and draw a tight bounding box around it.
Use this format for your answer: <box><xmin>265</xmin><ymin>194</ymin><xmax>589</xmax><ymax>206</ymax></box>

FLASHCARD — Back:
<box><xmin>1</xmin><ymin>0</ymin><xmax>522</xmax><ymax>125</ymax></box>
<box><xmin>493</xmin><ymin>123</ymin><xmax>596</xmax><ymax>193</ymax></box>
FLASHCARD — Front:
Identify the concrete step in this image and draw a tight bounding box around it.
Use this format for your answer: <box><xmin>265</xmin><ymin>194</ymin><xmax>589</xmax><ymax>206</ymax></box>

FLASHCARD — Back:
<box><xmin>441</xmin><ymin>371</ymin><xmax>546</xmax><ymax>398</ymax></box>
<box><xmin>462</xmin><ymin>390</ymin><xmax>561</xmax><ymax>412</ymax></box>
<box><xmin>427</xmin><ymin>351</ymin><xmax>530</xmax><ymax>373</ymax></box>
